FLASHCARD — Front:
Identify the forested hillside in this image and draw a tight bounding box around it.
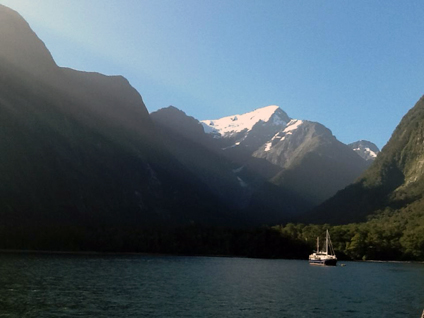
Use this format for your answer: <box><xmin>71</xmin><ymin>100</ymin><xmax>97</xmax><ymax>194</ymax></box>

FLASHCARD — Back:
<box><xmin>308</xmin><ymin>96</ymin><xmax>424</xmax><ymax>225</ymax></box>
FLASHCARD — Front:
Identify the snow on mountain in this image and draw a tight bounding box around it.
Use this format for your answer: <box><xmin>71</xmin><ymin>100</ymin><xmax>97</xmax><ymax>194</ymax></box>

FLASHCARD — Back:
<box><xmin>201</xmin><ymin>105</ymin><xmax>289</xmax><ymax>138</ymax></box>
<box><xmin>356</xmin><ymin>147</ymin><xmax>378</xmax><ymax>158</ymax></box>
<box><xmin>263</xmin><ymin>119</ymin><xmax>304</xmax><ymax>152</ymax></box>
<box><xmin>348</xmin><ymin>140</ymin><xmax>380</xmax><ymax>162</ymax></box>
<box><xmin>284</xmin><ymin>119</ymin><xmax>303</xmax><ymax>133</ymax></box>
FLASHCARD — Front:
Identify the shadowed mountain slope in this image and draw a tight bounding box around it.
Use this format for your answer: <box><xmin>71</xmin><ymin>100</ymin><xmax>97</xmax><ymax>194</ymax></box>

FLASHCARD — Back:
<box><xmin>151</xmin><ymin>106</ymin><xmax>247</xmax><ymax>210</ymax></box>
<box><xmin>0</xmin><ymin>4</ymin><xmax>233</xmax><ymax>229</ymax></box>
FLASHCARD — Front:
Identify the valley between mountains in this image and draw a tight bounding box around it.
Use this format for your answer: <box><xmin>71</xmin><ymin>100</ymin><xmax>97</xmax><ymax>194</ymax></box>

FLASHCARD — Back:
<box><xmin>1</xmin><ymin>4</ymin><xmax>423</xmax><ymax>260</ymax></box>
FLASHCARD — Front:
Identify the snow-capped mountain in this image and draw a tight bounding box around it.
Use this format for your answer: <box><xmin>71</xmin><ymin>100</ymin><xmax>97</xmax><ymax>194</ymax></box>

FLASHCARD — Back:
<box><xmin>201</xmin><ymin>105</ymin><xmax>290</xmax><ymax>137</ymax></box>
<box><xmin>348</xmin><ymin>140</ymin><xmax>380</xmax><ymax>162</ymax></box>
<box><xmin>149</xmin><ymin>104</ymin><xmax>375</xmax><ymax>223</ymax></box>
<box><xmin>201</xmin><ymin>106</ymin><xmax>291</xmax><ymax>152</ymax></box>
<box><xmin>201</xmin><ymin>105</ymin><xmax>370</xmax><ymax>207</ymax></box>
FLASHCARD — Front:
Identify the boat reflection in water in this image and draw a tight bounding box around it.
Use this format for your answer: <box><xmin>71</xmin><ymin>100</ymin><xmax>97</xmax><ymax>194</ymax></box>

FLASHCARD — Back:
<box><xmin>309</xmin><ymin>229</ymin><xmax>337</xmax><ymax>266</ymax></box>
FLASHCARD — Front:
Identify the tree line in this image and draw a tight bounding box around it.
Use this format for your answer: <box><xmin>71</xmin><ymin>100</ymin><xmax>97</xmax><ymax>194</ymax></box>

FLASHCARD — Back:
<box><xmin>275</xmin><ymin>205</ymin><xmax>424</xmax><ymax>261</ymax></box>
<box><xmin>0</xmin><ymin>203</ymin><xmax>422</xmax><ymax>261</ymax></box>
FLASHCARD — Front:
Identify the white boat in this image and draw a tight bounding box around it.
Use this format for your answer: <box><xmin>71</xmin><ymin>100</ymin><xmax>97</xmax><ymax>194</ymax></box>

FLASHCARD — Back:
<box><xmin>309</xmin><ymin>229</ymin><xmax>337</xmax><ymax>266</ymax></box>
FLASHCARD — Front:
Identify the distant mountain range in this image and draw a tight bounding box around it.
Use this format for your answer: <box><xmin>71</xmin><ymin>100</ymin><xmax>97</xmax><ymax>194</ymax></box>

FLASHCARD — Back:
<box><xmin>152</xmin><ymin>104</ymin><xmax>377</xmax><ymax>224</ymax></box>
<box><xmin>0</xmin><ymin>4</ymin><xmax>388</xmax><ymax>232</ymax></box>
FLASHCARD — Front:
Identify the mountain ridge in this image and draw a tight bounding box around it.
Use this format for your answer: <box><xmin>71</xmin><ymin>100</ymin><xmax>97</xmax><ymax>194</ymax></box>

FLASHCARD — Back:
<box><xmin>0</xmin><ymin>4</ymin><xmax>235</xmax><ymax>230</ymax></box>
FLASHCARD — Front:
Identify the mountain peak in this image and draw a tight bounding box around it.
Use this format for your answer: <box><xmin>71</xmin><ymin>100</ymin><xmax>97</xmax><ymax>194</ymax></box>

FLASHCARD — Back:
<box><xmin>201</xmin><ymin>105</ymin><xmax>290</xmax><ymax>137</ymax></box>
<box><xmin>151</xmin><ymin>105</ymin><xmax>206</xmax><ymax>142</ymax></box>
<box><xmin>348</xmin><ymin>140</ymin><xmax>380</xmax><ymax>161</ymax></box>
<box><xmin>0</xmin><ymin>4</ymin><xmax>57</xmax><ymax>76</ymax></box>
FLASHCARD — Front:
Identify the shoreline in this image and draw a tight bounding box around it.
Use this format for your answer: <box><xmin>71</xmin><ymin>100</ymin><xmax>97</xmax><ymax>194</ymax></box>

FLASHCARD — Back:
<box><xmin>0</xmin><ymin>249</ymin><xmax>423</xmax><ymax>263</ymax></box>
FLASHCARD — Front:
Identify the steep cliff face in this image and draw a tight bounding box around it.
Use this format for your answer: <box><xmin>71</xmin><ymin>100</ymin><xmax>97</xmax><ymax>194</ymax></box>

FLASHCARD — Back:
<box><xmin>361</xmin><ymin>96</ymin><xmax>424</xmax><ymax>200</ymax></box>
<box><xmin>308</xmin><ymin>96</ymin><xmax>424</xmax><ymax>224</ymax></box>
<box><xmin>0</xmin><ymin>4</ymin><xmax>231</xmax><ymax>228</ymax></box>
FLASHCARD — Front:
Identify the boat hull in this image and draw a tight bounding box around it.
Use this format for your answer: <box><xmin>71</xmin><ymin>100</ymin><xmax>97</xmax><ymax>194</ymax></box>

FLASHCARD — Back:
<box><xmin>309</xmin><ymin>258</ymin><xmax>337</xmax><ymax>266</ymax></box>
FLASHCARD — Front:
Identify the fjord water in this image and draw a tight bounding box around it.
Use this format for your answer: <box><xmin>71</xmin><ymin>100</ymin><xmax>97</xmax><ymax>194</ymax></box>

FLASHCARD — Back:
<box><xmin>1</xmin><ymin>254</ymin><xmax>423</xmax><ymax>317</ymax></box>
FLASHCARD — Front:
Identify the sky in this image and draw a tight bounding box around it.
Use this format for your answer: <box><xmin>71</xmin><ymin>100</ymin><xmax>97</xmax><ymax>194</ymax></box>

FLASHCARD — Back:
<box><xmin>1</xmin><ymin>0</ymin><xmax>424</xmax><ymax>149</ymax></box>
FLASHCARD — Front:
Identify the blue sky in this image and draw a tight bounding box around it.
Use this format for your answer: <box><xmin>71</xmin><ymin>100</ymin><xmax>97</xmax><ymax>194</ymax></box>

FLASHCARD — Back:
<box><xmin>1</xmin><ymin>0</ymin><xmax>424</xmax><ymax>149</ymax></box>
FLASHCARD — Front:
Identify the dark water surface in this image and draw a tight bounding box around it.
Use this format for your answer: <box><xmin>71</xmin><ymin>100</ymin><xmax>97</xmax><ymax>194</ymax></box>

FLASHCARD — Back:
<box><xmin>0</xmin><ymin>253</ymin><xmax>423</xmax><ymax>317</ymax></box>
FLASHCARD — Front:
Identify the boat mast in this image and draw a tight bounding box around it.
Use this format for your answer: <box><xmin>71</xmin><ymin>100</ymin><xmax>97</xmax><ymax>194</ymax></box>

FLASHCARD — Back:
<box><xmin>325</xmin><ymin>230</ymin><xmax>329</xmax><ymax>255</ymax></box>
<box><xmin>317</xmin><ymin>236</ymin><xmax>319</xmax><ymax>253</ymax></box>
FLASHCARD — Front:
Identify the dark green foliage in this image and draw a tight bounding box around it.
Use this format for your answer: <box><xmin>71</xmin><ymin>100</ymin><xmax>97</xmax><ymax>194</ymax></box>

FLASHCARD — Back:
<box><xmin>1</xmin><ymin>214</ymin><xmax>422</xmax><ymax>261</ymax></box>
<box><xmin>276</xmin><ymin>205</ymin><xmax>424</xmax><ymax>261</ymax></box>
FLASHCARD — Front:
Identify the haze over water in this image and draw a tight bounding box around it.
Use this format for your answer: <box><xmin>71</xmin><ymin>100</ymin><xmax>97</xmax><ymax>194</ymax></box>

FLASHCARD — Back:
<box><xmin>1</xmin><ymin>253</ymin><xmax>423</xmax><ymax>317</ymax></box>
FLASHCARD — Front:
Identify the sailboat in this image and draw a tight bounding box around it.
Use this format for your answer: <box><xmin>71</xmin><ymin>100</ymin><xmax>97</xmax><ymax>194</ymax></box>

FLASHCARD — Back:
<box><xmin>309</xmin><ymin>229</ymin><xmax>337</xmax><ymax>266</ymax></box>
